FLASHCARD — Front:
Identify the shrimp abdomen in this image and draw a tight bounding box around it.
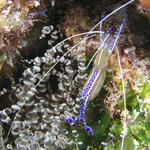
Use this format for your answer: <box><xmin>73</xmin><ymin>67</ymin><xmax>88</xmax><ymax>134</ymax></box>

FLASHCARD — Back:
<box><xmin>88</xmin><ymin>65</ymin><xmax>107</xmax><ymax>101</ymax></box>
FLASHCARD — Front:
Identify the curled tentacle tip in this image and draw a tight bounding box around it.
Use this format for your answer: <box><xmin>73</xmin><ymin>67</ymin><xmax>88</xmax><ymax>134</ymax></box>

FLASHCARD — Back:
<box><xmin>88</xmin><ymin>129</ymin><xmax>93</xmax><ymax>135</ymax></box>
<box><xmin>84</xmin><ymin>126</ymin><xmax>93</xmax><ymax>135</ymax></box>
<box><xmin>66</xmin><ymin>117</ymin><xmax>73</xmax><ymax>124</ymax></box>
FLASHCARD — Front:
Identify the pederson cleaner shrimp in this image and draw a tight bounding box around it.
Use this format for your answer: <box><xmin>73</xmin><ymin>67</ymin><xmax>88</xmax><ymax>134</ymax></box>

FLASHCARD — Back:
<box><xmin>7</xmin><ymin>0</ymin><xmax>134</xmax><ymax>149</ymax></box>
<box><xmin>66</xmin><ymin>17</ymin><xmax>125</xmax><ymax>135</ymax></box>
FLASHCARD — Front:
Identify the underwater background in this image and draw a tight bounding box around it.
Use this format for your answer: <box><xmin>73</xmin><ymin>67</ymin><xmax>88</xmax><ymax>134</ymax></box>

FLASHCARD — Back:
<box><xmin>0</xmin><ymin>0</ymin><xmax>150</xmax><ymax>149</ymax></box>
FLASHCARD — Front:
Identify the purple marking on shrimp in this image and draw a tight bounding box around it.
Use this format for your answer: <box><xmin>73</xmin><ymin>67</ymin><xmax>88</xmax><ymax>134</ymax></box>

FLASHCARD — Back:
<box><xmin>66</xmin><ymin>69</ymin><xmax>99</xmax><ymax>134</ymax></box>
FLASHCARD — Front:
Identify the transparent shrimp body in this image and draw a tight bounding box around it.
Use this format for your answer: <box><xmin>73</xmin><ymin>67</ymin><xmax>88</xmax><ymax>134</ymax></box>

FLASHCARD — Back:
<box><xmin>66</xmin><ymin>18</ymin><xmax>125</xmax><ymax>134</ymax></box>
<box><xmin>84</xmin><ymin>43</ymin><xmax>110</xmax><ymax>102</ymax></box>
<box><xmin>73</xmin><ymin>38</ymin><xmax>112</xmax><ymax>135</ymax></box>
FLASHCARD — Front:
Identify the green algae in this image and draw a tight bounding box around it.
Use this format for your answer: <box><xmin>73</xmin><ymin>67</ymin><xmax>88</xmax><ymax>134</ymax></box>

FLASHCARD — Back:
<box><xmin>102</xmin><ymin>75</ymin><xmax>150</xmax><ymax>149</ymax></box>
<box><xmin>70</xmin><ymin>64</ymin><xmax>150</xmax><ymax>150</ymax></box>
<box><xmin>77</xmin><ymin>98</ymin><xmax>111</xmax><ymax>149</ymax></box>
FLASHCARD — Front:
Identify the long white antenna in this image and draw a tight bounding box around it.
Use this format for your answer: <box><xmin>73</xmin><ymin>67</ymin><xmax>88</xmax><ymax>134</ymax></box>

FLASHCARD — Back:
<box><xmin>86</xmin><ymin>0</ymin><xmax>134</xmax><ymax>38</ymax></box>
<box><xmin>35</xmin><ymin>34</ymin><xmax>97</xmax><ymax>88</ymax></box>
<box><xmin>116</xmin><ymin>46</ymin><xmax>127</xmax><ymax>150</ymax></box>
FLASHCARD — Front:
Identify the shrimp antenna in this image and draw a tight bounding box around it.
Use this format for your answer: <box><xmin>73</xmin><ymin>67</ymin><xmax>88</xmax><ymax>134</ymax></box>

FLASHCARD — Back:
<box><xmin>99</xmin><ymin>15</ymin><xmax>104</xmax><ymax>38</ymax></box>
<box><xmin>116</xmin><ymin>46</ymin><xmax>127</xmax><ymax>150</ymax></box>
<box><xmin>86</xmin><ymin>15</ymin><xmax>125</xmax><ymax>70</ymax></box>
<box><xmin>109</xmin><ymin>18</ymin><xmax>126</xmax><ymax>54</ymax></box>
<box><xmin>99</xmin><ymin>6</ymin><xmax>107</xmax><ymax>38</ymax></box>
<box><xmin>85</xmin><ymin>0</ymin><xmax>134</xmax><ymax>38</ymax></box>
